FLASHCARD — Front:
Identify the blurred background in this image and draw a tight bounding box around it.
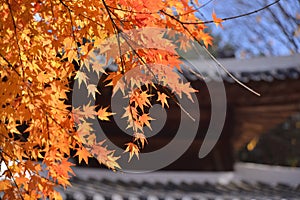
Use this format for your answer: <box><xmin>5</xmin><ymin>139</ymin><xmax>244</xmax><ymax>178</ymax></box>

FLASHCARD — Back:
<box><xmin>199</xmin><ymin>0</ymin><xmax>300</xmax><ymax>168</ymax></box>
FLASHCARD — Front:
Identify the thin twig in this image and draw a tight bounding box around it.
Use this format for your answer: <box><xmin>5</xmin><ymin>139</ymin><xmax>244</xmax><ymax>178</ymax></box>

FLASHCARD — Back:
<box><xmin>107</xmin><ymin>5</ymin><xmax>155</xmax><ymax>15</ymax></box>
<box><xmin>105</xmin><ymin>6</ymin><xmax>126</xmax><ymax>74</ymax></box>
<box><xmin>59</xmin><ymin>0</ymin><xmax>81</xmax><ymax>60</ymax></box>
<box><xmin>5</xmin><ymin>0</ymin><xmax>24</xmax><ymax>79</ymax></box>
<box><xmin>181</xmin><ymin>0</ymin><xmax>280</xmax><ymax>25</ymax></box>
<box><xmin>105</xmin><ymin>0</ymin><xmax>198</xmax><ymax>121</ymax></box>
<box><xmin>161</xmin><ymin>10</ymin><xmax>260</xmax><ymax>96</ymax></box>
<box><xmin>0</xmin><ymin>53</ymin><xmax>22</xmax><ymax>77</ymax></box>
<box><xmin>179</xmin><ymin>0</ymin><xmax>215</xmax><ymax>16</ymax></box>
<box><xmin>0</xmin><ymin>152</ymin><xmax>25</xmax><ymax>200</ymax></box>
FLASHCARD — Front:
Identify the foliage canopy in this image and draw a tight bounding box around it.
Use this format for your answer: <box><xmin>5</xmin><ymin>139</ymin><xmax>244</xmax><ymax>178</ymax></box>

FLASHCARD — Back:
<box><xmin>0</xmin><ymin>0</ymin><xmax>225</xmax><ymax>199</ymax></box>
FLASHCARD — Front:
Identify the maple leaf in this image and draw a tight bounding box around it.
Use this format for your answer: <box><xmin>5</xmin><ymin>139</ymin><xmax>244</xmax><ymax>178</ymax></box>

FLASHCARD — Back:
<box><xmin>50</xmin><ymin>159</ymin><xmax>75</xmax><ymax>188</ymax></box>
<box><xmin>72</xmin><ymin>107</ymin><xmax>84</xmax><ymax>123</ymax></box>
<box><xmin>91</xmin><ymin>141</ymin><xmax>120</xmax><ymax>170</ymax></box>
<box><xmin>130</xmin><ymin>90</ymin><xmax>153</xmax><ymax>112</ymax></box>
<box><xmin>77</xmin><ymin>121</ymin><xmax>93</xmax><ymax>138</ymax></box>
<box><xmin>87</xmin><ymin>84</ymin><xmax>100</xmax><ymax>99</ymax></box>
<box><xmin>97</xmin><ymin>106</ymin><xmax>115</xmax><ymax>121</ymax></box>
<box><xmin>105</xmin><ymin>72</ymin><xmax>123</xmax><ymax>88</ymax></box>
<box><xmin>124</xmin><ymin>142</ymin><xmax>140</xmax><ymax>162</ymax></box>
<box><xmin>0</xmin><ymin>180</ymin><xmax>11</xmax><ymax>190</ymax></box>
<box><xmin>121</xmin><ymin>106</ymin><xmax>141</xmax><ymax>131</ymax></box>
<box><xmin>50</xmin><ymin>191</ymin><xmax>63</xmax><ymax>200</ymax></box>
<box><xmin>105</xmin><ymin>153</ymin><xmax>121</xmax><ymax>171</ymax></box>
<box><xmin>63</xmin><ymin>37</ymin><xmax>76</xmax><ymax>50</ymax></box>
<box><xmin>138</xmin><ymin>113</ymin><xmax>154</xmax><ymax>130</ymax></box>
<box><xmin>67</xmin><ymin>49</ymin><xmax>78</xmax><ymax>63</ymax></box>
<box><xmin>74</xmin><ymin>71</ymin><xmax>89</xmax><ymax>88</ymax></box>
<box><xmin>88</xmin><ymin>51</ymin><xmax>107</xmax><ymax>75</ymax></box>
<box><xmin>173</xmin><ymin>81</ymin><xmax>197</xmax><ymax>102</ymax></box>
<box><xmin>82</xmin><ymin>103</ymin><xmax>97</xmax><ymax>119</ymax></box>
<box><xmin>157</xmin><ymin>92</ymin><xmax>169</xmax><ymax>108</ymax></box>
<box><xmin>212</xmin><ymin>10</ymin><xmax>223</xmax><ymax>28</ymax></box>
<box><xmin>199</xmin><ymin>31</ymin><xmax>213</xmax><ymax>48</ymax></box>
<box><xmin>177</xmin><ymin>35</ymin><xmax>191</xmax><ymax>52</ymax></box>
<box><xmin>134</xmin><ymin>132</ymin><xmax>148</xmax><ymax>148</ymax></box>
<box><xmin>15</xmin><ymin>177</ymin><xmax>28</xmax><ymax>186</ymax></box>
<box><xmin>74</xmin><ymin>147</ymin><xmax>91</xmax><ymax>164</ymax></box>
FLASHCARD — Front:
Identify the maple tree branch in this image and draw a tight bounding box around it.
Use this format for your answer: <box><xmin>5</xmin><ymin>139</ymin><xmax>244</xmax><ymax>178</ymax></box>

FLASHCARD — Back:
<box><xmin>101</xmin><ymin>8</ymin><xmax>158</xmax><ymax>81</ymax></box>
<box><xmin>103</xmin><ymin>0</ymin><xmax>150</xmax><ymax>132</ymax></box>
<box><xmin>0</xmin><ymin>53</ymin><xmax>22</xmax><ymax>77</ymax></box>
<box><xmin>59</xmin><ymin>0</ymin><xmax>81</xmax><ymax>61</ymax></box>
<box><xmin>45</xmin><ymin>115</ymin><xmax>50</xmax><ymax>140</ymax></box>
<box><xmin>101</xmin><ymin>0</ymin><xmax>119</xmax><ymax>33</ymax></box>
<box><xmin>101</xmin><ymin>11</ymin><xmax>157</xmax><ymax>79</ymax></box>
<box><xmin>102</xmin><ymin>1</ymin><xmax>198</xmax><ymax>122</ymax></box>
<box><xmin>78</xmin><ymin>13</ymin><xmax>105</xmax><ymax>28</ymax></box>
<box><xmin>0</xmin><ymin>151</ymin><xmax>25</xmax><ymax>200</ymax></box>
<box><xmin>101</xmin><ymin>0</ymin><xmax>126</xmax><ymax>74</ymax></box>
<box><xmin>181</xmin><ymin>0</ymin><xmax>280</xmax><ymax>25</ymax></box>
<box><xmin>179</xmin><ymin>0</ymin><xmax>215</xmax><ymax>16</ymax></box>
<box><xmin>266</xmin><ymin>6</ymin><xmax>300</xmax><ymax>51</ymax></box>
<box><xmin>107</xmin><ymin>0</ymin><xmax>212</xmax><ymax>17</ymax></box>
<box><xmin>5</xmin><ymin>0</ymin><xmax>24</xmax><ymax>79</ymax></box>
<box><xmin>117</xmin><ymin>35</ymin><xmax>125</xmax><ymax>74</ymax></box>
<box><xmin>106</xmin><ymin>7</ymin><xmax>126</xmax><ymax>74</ymax></box>
<box><xmin>103</xmin><ymin>0</ymin><xmax>175</xmax><ymax>132</ymax></box>
<box><xmin>105</xmin><ymin>0</ymin><xmax>280</xmax><ymax>24</ymax></box>
<box><xmin>107</xmin><ymin>5</ymin><xmax>155</xmax><ymax>15</ymax></box>
<box><xmin>54</xmin><ymin>0</ymin><xmax>104</xmax><ymax>28</ymax></box>
<box><xmin>180</xmin><ymin>63</ymin><xmax>206</xmax><ymax>80</ymax></box>
<box><xmin>161</xmin><ymin>10</ymin><xmax>260</xmax><ymax>96</ymax></box>
<box><xmin>119</xmin><ymin>36</ymin><xmax>197</xmax><ymax>121</ymax></box>
<box><xmin>1</xmin><ymin>148</ymin><xmax>58</xmax><ymax>193</ymax></box>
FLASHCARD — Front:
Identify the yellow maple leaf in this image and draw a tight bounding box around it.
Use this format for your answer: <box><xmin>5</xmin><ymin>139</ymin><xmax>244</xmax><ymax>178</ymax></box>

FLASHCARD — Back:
<box><xmin>134</xmin><ymin>132</ymin><xmax>148</xmax><ymax>148</ymax></box>
<box><xmin>74</xmin><ymin>71</ymin><xmax>89</xmax><ymax>88</ymax></box>
<box><xmin>97</xmin><ymin>106</ymin><xmax>115</xmax><ymax>121</ymax></box>
<box><xmin>87</xmin><ymin>84</ymin><xmax>100</xmax><ymax>99</ymax></box>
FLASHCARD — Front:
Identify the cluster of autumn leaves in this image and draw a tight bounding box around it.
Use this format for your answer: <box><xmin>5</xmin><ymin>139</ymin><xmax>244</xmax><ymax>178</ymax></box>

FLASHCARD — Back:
<box><xmin>0</xmin><ymin>0</ymin><xmax>222</xmax><ymax>199</ymax></box>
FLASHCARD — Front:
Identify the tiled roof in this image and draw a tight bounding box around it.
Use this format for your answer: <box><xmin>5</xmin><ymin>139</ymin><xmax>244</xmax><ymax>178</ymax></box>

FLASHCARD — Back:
<box><xmin>183</xmin><ymin>54</ymin><xmax>300</xmax><ymax>82</ymax></box>
<box><xmin>60</xmin><ymin>177</ymin><xmax>300</xmax><ymax>200</ymax></box>
<box><xmin>59</xmin><ymin>163</ymin><xmax>300</xmax><ymax>200</ymax></box>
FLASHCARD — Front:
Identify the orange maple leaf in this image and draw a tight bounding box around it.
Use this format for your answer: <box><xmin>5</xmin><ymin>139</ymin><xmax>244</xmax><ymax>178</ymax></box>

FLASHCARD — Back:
<box><xmin>157</xmin><ymin>92</ymin><xmax>169</xmax><ymax>108</ymax></box>
<box><xmin>74</xmin><ymin>147</ymin><xmax>91</xmax><ymax>164</ymax></box>
<box><xmin>212</xmin><ymin>10</ymin><xmax>223</xmax><ymax>28</ymax></box>
<box><xmin>130</xmin><ymin>90</ymin><xmax>153</xmax><ymax>112</ymax></box>
<box><xmin>138</xmin><ymin>113</ymin><xmax>154</xmax><ymax>130</ymax></box>
<box><xmin>124</xmin><ymin>142</ymin><xmax>140</xmax><ymax>162</ymax></box>
<box><xmin>199</xmin><ymin>31</ymin><xmax>213</xmax><ymax>48</ymax></box>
